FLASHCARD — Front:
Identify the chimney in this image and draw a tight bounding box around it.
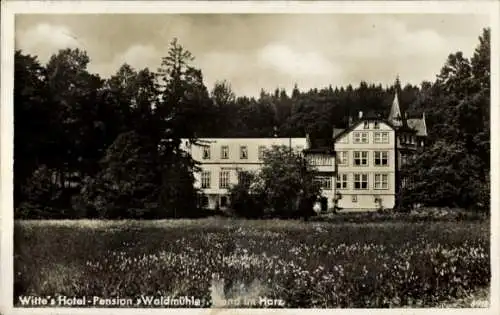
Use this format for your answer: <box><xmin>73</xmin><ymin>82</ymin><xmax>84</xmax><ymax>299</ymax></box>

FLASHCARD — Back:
<box><xmin>348</xmin><ymin>116</ymin><xmax>353</xmax><ymax>127</ymax></box>
<box><xmin>358</xmin><ymin>111</ymin><xmax>363</xmax><ymax>119</ymax></box>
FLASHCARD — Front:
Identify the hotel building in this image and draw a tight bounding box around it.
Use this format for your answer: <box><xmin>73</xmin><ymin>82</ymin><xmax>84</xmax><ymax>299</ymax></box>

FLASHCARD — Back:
<box><xmin>181</xmin><ymin>92</ymin><xmax>427</xmax><ymax>212</ymax></box>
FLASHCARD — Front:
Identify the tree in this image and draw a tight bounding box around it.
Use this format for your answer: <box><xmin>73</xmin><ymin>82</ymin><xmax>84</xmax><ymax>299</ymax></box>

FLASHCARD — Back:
<box><xmin>210</xmin><ymin>80</ymin><xmax>236</xmax><ymax>136</ymax></box>
<box><xmin>401</xmin><ymin>28</ymin><xmax>490</xmax><ymax>211</ymax></box>
<box><xmin>44</xmin><ymin>48</ymin><xmax>104</xmax><ymax>190</ymax></box>
<box><xmin>155</xmin><ymin>38</ymin><xmax>213</xmax><ymax>216</ymax></box>
<box><xmin>470</xmin><ymin>28</ymin><xmax>490</xmax><ymax>178</ymax></box>
<box><xmin>228</xmin><ymin>171</ymin><xmax>264</xmax><ymax>218</ymax></box>
<box><xmin>75</xmin><ymin>131</ymin><xmax>161</xmax><ymax>219</ymax></box>
<box><xmin>401</xmin><ymin>141</ymin><xmax>485</xmax><ymax>209</ymax></box>
<box><xmin>231</xmin><ymin>145</ymin><xmax>321</xmax><ymax>219</ymax></box>
<box><xmin>14</xmin><ymin>51</ymin><xmax>49</xmax><ymax>207</ymax></box>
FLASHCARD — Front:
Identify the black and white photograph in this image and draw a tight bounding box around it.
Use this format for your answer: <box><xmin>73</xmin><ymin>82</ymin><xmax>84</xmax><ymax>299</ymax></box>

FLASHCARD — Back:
<box><xmin>1</xmin><ymin>0</ymin><xmax>499</xmax><ymax>313</ymax></box>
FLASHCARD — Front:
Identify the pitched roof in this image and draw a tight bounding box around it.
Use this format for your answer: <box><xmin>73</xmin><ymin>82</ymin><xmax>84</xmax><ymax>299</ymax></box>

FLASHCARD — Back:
<box><xmin>332</xmin><ymin>128</ymin><xmax>345</xmax><ymax>138</ymax></box>
<box><xmin>333</xmin><ymin>119</ymin><xmax>396</xmax><ymax>141</ymax></box>
<box><xmin>407</xmin><ymin>118</ymin><xmax>428</xmax><ymax>136</ymax></box>
<box><xmin>388</xmin><ymin>92</ymin><xmax>402</xmax><ymax>127</ymax></box>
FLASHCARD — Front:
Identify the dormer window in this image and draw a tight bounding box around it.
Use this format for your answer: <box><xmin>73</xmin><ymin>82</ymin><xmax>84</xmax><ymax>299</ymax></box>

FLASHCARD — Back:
<box><xmin>374</xmin><ymin>122</ymin><xmax>380</xmax><ymax>129</ymax></box>
<box><xmin>363</xmin><ymin>122</ymin><xmax>369</xmax><ymax>129</ymax></box>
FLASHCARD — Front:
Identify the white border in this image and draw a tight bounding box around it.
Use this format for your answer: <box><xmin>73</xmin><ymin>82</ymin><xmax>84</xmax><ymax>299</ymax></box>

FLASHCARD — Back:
<box><xmin>1</xmin><ymin>1</ymin><xmax>499</xmax><ymax>315</ymax></box>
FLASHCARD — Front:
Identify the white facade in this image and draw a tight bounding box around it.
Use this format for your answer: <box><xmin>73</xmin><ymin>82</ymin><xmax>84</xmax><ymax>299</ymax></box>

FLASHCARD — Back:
<box><xmin>307</xmin><ymin>153</ymin><xmax>336</xmax><ymax>210</ymax></box>
<box><xmin>181</xmin><ymin>138</ymin><xmax>309</xmax><ymax>209</ymax></box>
<box><xmin>181</xmin><ymin>118</ymin><xmax>397</xmax><ymax>212</ymax></box>
<box><xmin>334</xmin><ymin>121</ymin><xmax>396</xmax><ymax>211</ymax></box>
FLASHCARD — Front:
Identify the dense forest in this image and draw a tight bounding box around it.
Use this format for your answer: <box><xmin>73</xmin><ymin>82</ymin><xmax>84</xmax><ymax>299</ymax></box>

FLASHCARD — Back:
<box><xmin>13</xmin><ymin>28</ymin><xmax>490</xmax><ymax>219</ymax></box>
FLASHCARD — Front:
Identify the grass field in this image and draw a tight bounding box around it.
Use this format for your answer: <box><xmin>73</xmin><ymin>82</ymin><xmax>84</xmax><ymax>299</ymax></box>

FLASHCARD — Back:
<box><xmin>14</xmin><ymin>218</ymin><xmax>490</xmax><ymax>308</ymax></box>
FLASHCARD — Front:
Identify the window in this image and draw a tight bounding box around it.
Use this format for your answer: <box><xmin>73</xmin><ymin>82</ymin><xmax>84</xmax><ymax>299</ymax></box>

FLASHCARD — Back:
<box><xmin>352</xmin><ymin>195</ymin><xmax>358</xmax><ymax>203</ymax></box>
<box><xmin>240</xmin><ymin>146</ymin><xmax>248</xmax><ymax>159</ymax></box>
<box><xmin>374</xmin><ymin>122</ymin><xmax>380</xmax><ymax>129</ymax></box>
<box><xmin>353</xmin><ymin>151</ymin><xmax>368</xmax><ymax>166</ymax></box>
<box><xmin>374</xmin><ymin>151</ymin><xmax>389</xmax><ymax>166</ymax></box>
<box><xmin>310</xmin><ymin>155</ymin><xmax>331</xmax><ymax>166</ymax></box>
<box><xmin>336</xmin><ymin>151</ymin><xmax>348</xmax><ymax>166</ymax></box>
<box><xmin>353</xmin><ymin>132</ymin><xmax>368</xmax><ymax>144</ymax></box>
<box><xmin>201</xmin><ymin>171</ymin><xmax>211</xmax><ymax>189</ymax></box>
<box><xmin>374</xmin><ymin>174</ymin><xmax>389</xmax><ymax>190</ymax></box>
<box><xmin>354</xmin><ymin>174</ymin><xmax>368</xmax><ymax>190</ymax></box>
<box><xmin>202</xmin><ymin>146</ymin><xmax>211</xmax><ymax>160</ymax></box>
<box><xmin>315</xmin><ymin>176</ymin><xmax>332</xmax><ymax>190</ymax></box>
<box><xmin>258</xmin><ymin>146</ymin><xmax>266</xmax><ymax>160</ymax></box>
<box><xmin>219</xmin><ymin>170</ymin><xmax>230</xmax><ymax>189</ymax></box>
<box><xmin>221</xmin><ymin>146</ymin><xmax>229</xmax><ymax>159</ymax></box>
<box><xmin>374</xmin><ymin>132</ymin><xmax>389</xmax><ymax>143</ymax></box>
<box><xmin>363</xmin><ymin>122</ymin><xmax>369</xmax><ymax>129</ymax></box>
<box><xmin>336</xmin><ymin>173</ymin><xmax>348</xmax><ymax>189</ymax></box>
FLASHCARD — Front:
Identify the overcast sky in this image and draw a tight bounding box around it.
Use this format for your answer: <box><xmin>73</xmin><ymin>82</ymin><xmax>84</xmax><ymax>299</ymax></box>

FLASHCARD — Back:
<box><xmin>15</xmin><ymin>14</ymin><xmax>489</xmax><ymax>97</ymax></box>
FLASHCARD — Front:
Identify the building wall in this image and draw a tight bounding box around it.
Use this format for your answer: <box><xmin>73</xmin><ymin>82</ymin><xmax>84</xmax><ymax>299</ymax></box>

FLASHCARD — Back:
<box><xmin>181</xmin><ymin>119</ymin><xmax>399</xmax><ymax>212</ymax></box>
<box><xmin>334</xmin><ymin>121</ymin><xmax>396</xmax><ymax>210</ymax></box>
<box><xmin>307</xmin><ymin>153</ymin><xmax>336</xmax><ymax>210</ymax></box>
<box><xmin>184</xmin><ymin>138</ymin><xmax>308</xmax><ymax>163</ymax></box>
<box><xmin>181</xmin><ymin>138</ymin><xmax>310</xmax><ymax>209</ymax></box>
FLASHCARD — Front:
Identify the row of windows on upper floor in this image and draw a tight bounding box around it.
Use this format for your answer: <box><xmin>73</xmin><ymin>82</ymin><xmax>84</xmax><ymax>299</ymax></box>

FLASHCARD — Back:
<box><xmin>200</xmin><ymin>170</ymin><xmax>390</xmax><ymax>191</ymax></box>
<box><xmin>193</xmin><ymin>131</ymin><xmax>391</xmax><ymax>161</ymax></box>
<box><xmin>339</xmin><ymin>130</ymin><xmax>424</xmax><ymax>147</ymax></box>
<box><xmin>192</xmin><ymin>137</ymin><xmax>419</xmax><ymax>164</ymax></box>
<box><xmin>308</xmin><ymin>151</ymin><xmax>392</xmax><ymax>167</ymax></box>
<box><xmin>198</xmin><ymin>145</ymin><xmax>304</xmax><ymax>161</ymax></box>
<box><xmin>196</xmin><ymin>147</ymin><xmax>392</xmax><ymax>167</ymax></box>
<box><xmin>337</xmin><ymin>151</ymin><xmax>392</xmax><ymax>167</ymax></box>
<box><xmin>308</xmin><ymin>151</ymin><xmax>393</xmax><ymax>167</ymax></box>
<box><xmin>188</xmin><ymin>132</ymin><xmax>420</xmax><ymax>161</ymax></box>
<box><xmin>338</xmin><ymin>131</ymin><xmax>390</xmax><ymax>144</ymax></box>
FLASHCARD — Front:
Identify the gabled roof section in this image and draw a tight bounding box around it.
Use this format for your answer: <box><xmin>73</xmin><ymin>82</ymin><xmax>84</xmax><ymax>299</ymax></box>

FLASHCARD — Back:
<box><xmin>363</xmin><ymin>111</ymin><xmax>381</xmax><ymax>120</ymax></box>
<box><xmin>332</xmin><ymin>128</ymin><xmax>345</xmax><ymax>138</ymax></box>
<box><xmin>407</xmin><ymin>112</ymin><xmax>428</xmax><ymax>137</ymax></box>
<box><xmin>388</xmin><ymin>92</ymin><xmax>403</xmax><ymax>127</ymax></box>
<box><xmin>333</xmin><ymin>119</ymin><xmax>396</xmax><ymax>141</ymax></box>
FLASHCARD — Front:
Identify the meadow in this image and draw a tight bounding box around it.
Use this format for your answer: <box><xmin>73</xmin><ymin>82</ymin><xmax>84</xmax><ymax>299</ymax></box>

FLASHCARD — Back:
<box><xmin>14</xmin><ymin>218</ymin><xmax>490</xmax><ymax>308</ymax></box>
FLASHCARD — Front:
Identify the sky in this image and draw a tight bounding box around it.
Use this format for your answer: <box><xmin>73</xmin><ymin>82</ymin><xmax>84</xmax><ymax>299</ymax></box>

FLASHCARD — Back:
<box><xmin>15</xmin><ymin>13</ymin><xmax>489</xmax><ymax>97</ymax></box>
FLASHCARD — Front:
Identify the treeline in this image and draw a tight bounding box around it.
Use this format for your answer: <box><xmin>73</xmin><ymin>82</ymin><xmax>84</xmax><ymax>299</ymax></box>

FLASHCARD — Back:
<box><xmin>14</xmin><ymin>29</ymin><xmax>490</xmax><ymax>219</ymax></box>
<box><xmin>401</xmin><ymin>28</ymin><xmax>490</xmax><ymax>210</ymax></box>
